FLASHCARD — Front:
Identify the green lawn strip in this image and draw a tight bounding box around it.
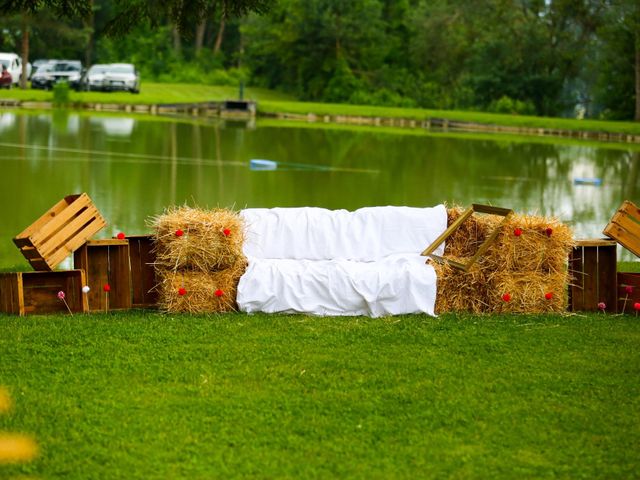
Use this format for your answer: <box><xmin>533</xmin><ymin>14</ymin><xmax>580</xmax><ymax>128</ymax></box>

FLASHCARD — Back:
<box><xmin>0</xmin><ymin>312</ymin><xmax>638</xmax><ymax>479</ymax></box>
<box><xmin>2</xmin><ymin>82</ymin><xmax>640</xmax><ymax>136</ymax></box>
<box><xmin>258</xmin><ymin>100</ymin><xmax>640</xmax><ymax>136</ymax></box>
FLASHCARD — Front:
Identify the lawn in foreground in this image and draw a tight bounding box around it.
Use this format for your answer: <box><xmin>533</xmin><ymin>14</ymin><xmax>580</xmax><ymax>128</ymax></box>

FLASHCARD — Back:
<box><xmin>0</xmin><ymin>312</ymin><xmax>638</xmax><ymax>479</ymax></box>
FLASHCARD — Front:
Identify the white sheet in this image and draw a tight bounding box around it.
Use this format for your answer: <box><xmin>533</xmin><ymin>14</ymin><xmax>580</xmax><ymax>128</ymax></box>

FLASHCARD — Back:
<box><xmin>237</xmin><ymin>254</ymin><xmax>438</xmax><ymax>317</ymax></box>
<box><xmin>240</xmin><ymin>205</ymin><xmax>447</xmax><ymax>261</ymax></box>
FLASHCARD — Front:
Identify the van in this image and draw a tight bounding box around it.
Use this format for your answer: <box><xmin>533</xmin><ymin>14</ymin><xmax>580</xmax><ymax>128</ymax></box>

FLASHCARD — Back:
<box><xmin>0</xmin><ymin>53</ymin><xmax>32</xmax><ymax>86</ymax></box>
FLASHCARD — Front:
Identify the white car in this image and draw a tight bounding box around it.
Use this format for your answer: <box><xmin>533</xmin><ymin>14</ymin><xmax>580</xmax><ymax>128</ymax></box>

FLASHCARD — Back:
<box><xmin>102</xmin><ymin>63</ymin><xmax>140</xmax><ymax>93</ymax></box>
<box><xmin>0</xmin><ymin>52</ymin><xmax>31</xmax><ymax>86</ymax></box>
<box><xmin>82</xmin><ymin>64</ymin><xmax>109</xmax><ymax>91</ymax></box>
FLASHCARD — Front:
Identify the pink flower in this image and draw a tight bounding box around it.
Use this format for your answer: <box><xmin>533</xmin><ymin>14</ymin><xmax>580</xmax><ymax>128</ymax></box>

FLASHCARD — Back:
<box><xmin>57</xmin><ymin>291</ymin><xmax>65</xmax><ymax>300</ymax></box>
<box><xmin>625</xmin><ymin>285</ymin><xmax>634</xmax><ymax>295</ymax></box>
<box><xmin>598</xmin><ymin>302</ymin><xmax>606</xmax><ymax>311</ymax></box>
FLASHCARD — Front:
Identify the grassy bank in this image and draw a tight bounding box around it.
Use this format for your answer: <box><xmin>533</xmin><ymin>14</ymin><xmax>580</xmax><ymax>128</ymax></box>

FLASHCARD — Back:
<box><xmin>0</xmin><ymin>311</ymin><xmax>638</xmax><ymax>479</ymax></box>
<box><xmin>2</xmin><ymin>82</ymin><xmax>640</xmax><ymax>137</ymax></box>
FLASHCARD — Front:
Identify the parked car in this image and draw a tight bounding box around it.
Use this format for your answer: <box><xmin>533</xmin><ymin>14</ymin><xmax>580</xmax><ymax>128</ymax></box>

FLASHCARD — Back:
<box><xmin>102</xmin><ymin>63</ymin><xmax>140</xmax><ymax>93</ymax></box>
<box><xmin>30</xmin><ymin>60</ymin><xmax>83</xmax><ymax>90</ymax></box>
<box><xmin>0</xmin><ymin>52</ymin><xmax>31</xmax><ymax>86</ymax></box>
<box><xmin>81</xmin><ymin>64</ymin><xmax>109</xmax><ymax>91</ymax></box>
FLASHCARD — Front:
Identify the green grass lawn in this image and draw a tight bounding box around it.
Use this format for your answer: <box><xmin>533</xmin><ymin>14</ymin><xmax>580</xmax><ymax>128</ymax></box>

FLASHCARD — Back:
<box><xmin>1</xmin><ymin>312</ymin><xmax>638</xmax><ymax>479</ymax></box>
<box><xmin>2</xmin><ymin>81</ymin><xmax>640</xmax><ymax>137</ymax></box>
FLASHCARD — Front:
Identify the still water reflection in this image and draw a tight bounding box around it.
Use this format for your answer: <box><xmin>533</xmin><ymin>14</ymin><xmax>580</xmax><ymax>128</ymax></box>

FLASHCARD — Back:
<box><xmin>0</xmin><ymin>110</ymin><xmax>637</xmax><ymax>267</ymax></box>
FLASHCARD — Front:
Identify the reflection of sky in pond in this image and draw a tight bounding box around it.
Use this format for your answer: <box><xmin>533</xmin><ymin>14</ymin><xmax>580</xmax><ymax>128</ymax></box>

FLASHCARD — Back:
<box><xmin>0</xmin><ymin>110</ymin><xmax>637</xmax><ymax>267</ymax></box>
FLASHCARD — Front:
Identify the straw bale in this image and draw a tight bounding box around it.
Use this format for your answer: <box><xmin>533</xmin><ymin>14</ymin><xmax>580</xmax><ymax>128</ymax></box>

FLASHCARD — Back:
<box><xmin>150</xmin><ymin>206</ymin><xmax>245</xmax><ymax>272</ymax></box>
<box><xmin>431</xmin><ymin>258</ymin><xmax>491</xmax><ymax>314</ymax></box>
<box><xmin>443</xmin><ymin>206</ymin><xmax>503</xmax><ymax>257</ymax></box>
<box><xmin>484</xmin><ymin>213</ymin><xmax>574</xmax><ymax>274</ymax></box>
<box><xmin>157</xmin><ymin>259</ymin><xmax>247</xmax><ymax>313</ymax></box>
<box><xmin>487</xmin><ymin>270</ymin><xmax>569</xmax><ymax>314</ymax></box>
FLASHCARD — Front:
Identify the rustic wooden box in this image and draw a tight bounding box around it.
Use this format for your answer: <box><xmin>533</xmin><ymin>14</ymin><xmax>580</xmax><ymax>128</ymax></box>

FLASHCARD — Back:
<box><xmin>569</xmin><ymin>239</ymin><xmax>617</xmax><ymax>312</ymax></box>
<box><xmin>617</xmin><ymin>272</ymin><xmax>640</xmax><ymax>314</ymax></box>
<box><xmin>0</xmin><ymin>270</ymin><xmax>88</xmax><ymax>316</ymax></box>
<box><xmin>73</xmin><ymin>239</ymin><xmax>131</xmax><ymax>312</ymax></box>
<box><xmin>604</xmin><ymin>200</ymin><xmax>640</xmax><ymax>258</ymax></box>
<box><xmin>13</xmin><ymin>193</ymin><xmax>107</xmax><ymax>271</ymax></box>
<box><xmin>125</xmin><ymin>235</ymin><xmax>158</xmax><ymax>308</ymax></box>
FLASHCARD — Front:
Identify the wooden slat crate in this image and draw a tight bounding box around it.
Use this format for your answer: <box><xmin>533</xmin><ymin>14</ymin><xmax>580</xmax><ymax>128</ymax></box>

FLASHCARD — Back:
<box><xmin>569</xmin><ymin>239</ymin><xmax>617</xmax><ymax>312</ymax></box>
<box><xmin>13</xmin><ymin>193</ymin><xmax>107</xmax><ymax>271</ymax></box>
<box><xmin>0</xmin><ymin>270</ymin><xmax>88</xmax><ymax>316</ymax></box>
<box><xmin>617</xmin><ymin>272</ymin><xmax>640</xmax><ymax>314</ymax></box>
<box><xmin>73</xmin><ymin>239</ymin><xmax>131</xmax><ymax>312</ymax></box>
<box><xmin>125</xmin><ymin>235</ymin><xmax>158</xmax><ymax>308</ymax></box>
<box><xmin>604</xmin><ymin>200</ymin><xmax>640</xmax><ymax>258</ymax></box>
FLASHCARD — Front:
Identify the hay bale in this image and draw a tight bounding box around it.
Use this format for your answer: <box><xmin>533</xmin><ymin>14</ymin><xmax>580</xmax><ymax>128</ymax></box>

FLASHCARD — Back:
<box><xmin>487</xmin><ymin>270</ymin><xmax>569</xmax><ymax>314</ymax></box>
<box><xmin>443</xmin><ymin>206</ymin><xmax>502</xmax><ymax>257</ymax></box>
<box><xmin>150</xmin><ymin>206</ymin><xmax>245</xmax><ymax>272</ymax></box>
<box><xmin>157</xmin><ymin>259</ymin><xmax>248</xmax><ymax>313</ymax></box>
<box><xmin>431</xmin><ymin>258</ymin><xmax>491</xmax><ymax>314</ymax></box>
<box><xmin>484</xmin><ymin>213</ymin><xmax>574</xmax><ymax>274</ymax></box>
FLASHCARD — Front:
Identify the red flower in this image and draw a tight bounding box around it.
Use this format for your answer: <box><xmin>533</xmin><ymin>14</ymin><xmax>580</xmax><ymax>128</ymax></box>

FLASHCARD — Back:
<box><xmin>103</xmin><ymin>284</ymin><xmax>111</xmax><ymax>292</ymax></box>
<box><xmin>634</xmin><ymin>302</ymin><xmax>640</xmax><ymax>311</ymax></box>
<box><xmin>545</xmin><ymin>292</ymin><xmax>553</xmax><ymax>300</ymax></box>
<box><xmin>502</xmin><ymin>292</ymin><xmax>511</xmax><ymax>302</ymax></box>
<box><xmin>545</xmin><ymin>228</ymin><xmax>553</xmax><ymax>237</ymax></box>
<box><xmin>117</xmin><ymin>232</ymin><xmax>126</xmax><ymax>240</ymax></box>
<box><xmin>513</xmin><ymin>228</ymin><xmax>523</xmax><ymax>237</ymax></box>
<box><xmin>215</xmin><ymin>289</ymin><xmax>224</xmax><ymax>297</ymax></box>
<box><xmin>175</xmin><ymin>229</ymin><xmax>184</xmax><ymax>237</ymax></box>
<box><xmin>598</xmin><ymin>302</ymin><xmax>606</xmax><ymax>311</ymax></box>
<box><xmin>625</xmin><ymin>285</ymin><xmax>634</xmax><ymax>295</ymax></box>
<box><xmin>178</xmin><ymin>288</ymin><xmax>187</xmax><ymax>296</ymax></box>
<box><xmin>223</xmin><ymin>228</ymin><xmax>231</xmax><ymax>237</ymax></box>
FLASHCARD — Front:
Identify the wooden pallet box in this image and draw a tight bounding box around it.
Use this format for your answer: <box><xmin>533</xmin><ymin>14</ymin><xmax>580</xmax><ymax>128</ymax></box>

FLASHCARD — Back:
<box><xmin>125</xmin><ymin>235</ymin><xmax>158</xmax><ymax>308</ymax></box>
<box><xmin>13</xmin><ymin>193</ymin><xmax>107</xmax><ymax>271</ymax></box>
<box><xmin>604</xmin><ymin>200</ymin><xmax>640</xmax><ymax>258</ymax></box>
<box><xmin>569</xmin><ymin>239</ymin><xmax>617</xmax><ymax>312</ymax></box>
<box><xmin>73</xmin><ymin>239</ymin><xmax>132</xmax><ymax>312</ymax></box>
<box><xmin>617</xmin><ymin>272</ymin><xmax>640</xmax><ymax>314</ymax></box>
<box><xmin>0</xmin><ymin>270</ymin><xmax>88</xmax><ymax>316</ymax></box>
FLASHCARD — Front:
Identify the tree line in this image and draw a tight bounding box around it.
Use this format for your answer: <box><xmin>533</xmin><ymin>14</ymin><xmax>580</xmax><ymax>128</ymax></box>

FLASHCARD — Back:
<box><xmin>0</xmin><ymin>0</ymin><xmax>638</xmax><ymax>121</ymax></box>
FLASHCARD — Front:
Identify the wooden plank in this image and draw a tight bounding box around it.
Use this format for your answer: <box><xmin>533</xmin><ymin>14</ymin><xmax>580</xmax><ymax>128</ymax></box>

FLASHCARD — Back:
<box><xmin>41</xmin><ymin>209</ymin><xmax>104</xmax><ymax>268</ymax></box>
<box><xmin>29</xmin><ymin>194</ymin><xmax>90</xmax><ymax>246</ymax></box>
<box><xmin>19</xmin><ymin>246</ymin><xmax>43</xmax><ymax>260</ymax></box>
<box><xmin>598</xmin><ymin>244</ymin><xmax>618</xmax><ymax>313</ymax></box>
<box><xmin>603</xmin><ymin>222</ymin><xmax>640</xmax><ymax>258</ymax></box>
<box><xmin>619</xmin><ymin>200</ymin><xmax>640</xmax><ymax>217</ymax></box>
<box><xmin>569</xmin><ymin>246</ymin><xmax>585</xmax><ymax>311</ymax></box>
<box><xmin>575</xmin><ymin>238</ymin><xmax>617</xmax><ymax>247</ymax></box>
<box><xmin>13</xmin><ymin>196</ymin><xmax>74</xmax><ymax>242</ymax></box>
<box><xmin>112</xmin><ymin>243</ymin><xmax>132</xmax><ymax>310</ymax></box>
<box><xmin>0</xmin><ymin>274</ymin><xmax>20</xmax><ymax>315</ymax></box>
<box><xmin>28</xmin><ymin>258</ymin><xmax>51</xmax><ymax>271</ymax></box>
<box><xmin>129</xmin><ymin>236</ymin><xmax>158</xmax><ymax>308</ymax></box>
<box><xmin>86</xmin><ymin>239</ymin><xmax>128</xmax><ymax>247</ymax></box>
<box><xmin>612</xmin><ymin>210</ymin><xmax>640</xmax><ymax>240</ymax></box>
<box><xmin>39</xmin><ymin>205</ymin><xmax>99</xmax><ymax>257</ymax></box>
<box><xmin>582</xmin><ymin>246</ymin><xmax>599</xmax><ymax>310</ymax></box>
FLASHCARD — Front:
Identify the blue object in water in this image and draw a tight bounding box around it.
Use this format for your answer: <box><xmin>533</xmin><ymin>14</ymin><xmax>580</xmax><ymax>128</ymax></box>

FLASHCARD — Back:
<box><xmin>573</xmin><ymin>177</ymin><xmax>602</xmax><ymax>186</ymax></box>
<box><xmin>250</xmin><ymin>159</ymin><xmax>278</xmax><ymax>171</ymax></box>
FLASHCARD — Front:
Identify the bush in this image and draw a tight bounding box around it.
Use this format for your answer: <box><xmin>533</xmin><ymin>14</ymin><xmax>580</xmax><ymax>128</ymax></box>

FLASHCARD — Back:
<box><xmin>489</xmin><ymin>95</ymin><xmax>535</xmax><ymax>115</ymax></box>
<box><xmin>52</xmin><ymin>81</ymin><xmax>71</xmax><ymax>106</ymax></box>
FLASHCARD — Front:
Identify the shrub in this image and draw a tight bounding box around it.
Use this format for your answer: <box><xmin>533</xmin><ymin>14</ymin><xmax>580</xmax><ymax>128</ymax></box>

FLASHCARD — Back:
<box><xmin>52</xmin><ymin>81</ymin><xmax>71</xmax><ymax>106</ymax></box>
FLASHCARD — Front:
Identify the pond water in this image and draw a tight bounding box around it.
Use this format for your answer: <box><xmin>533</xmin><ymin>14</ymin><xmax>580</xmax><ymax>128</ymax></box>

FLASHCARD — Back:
<box><xmin>0</xmin><ymin>109</ymin><xmax>637</xmax><ymax>268</ymax></box>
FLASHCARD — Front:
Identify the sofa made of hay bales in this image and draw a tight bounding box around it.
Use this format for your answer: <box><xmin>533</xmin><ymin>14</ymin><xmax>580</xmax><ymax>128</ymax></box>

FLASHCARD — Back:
<box><xmin>150</xmin><ymin>204</ymin><xmax>574</xmax><ymax>317</ymax></box>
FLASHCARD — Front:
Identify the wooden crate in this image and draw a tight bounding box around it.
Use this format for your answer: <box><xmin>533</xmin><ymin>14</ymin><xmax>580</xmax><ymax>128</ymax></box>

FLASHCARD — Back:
<box><xmin>604</xmin><ymin>200</ymin><xmax>640</xmax><ymax>258</ymax></box>
<box><xmin>13</xmin><ymin>193</ymin><xmax>107</xmax><ymax>271</ymax></box>
<box><xmin>617</xmin><ymin>272</ymin><xmax>640</xmax><ymax>314</ymax></box>
<box><xmin>125</xmin><ymin>235</ymin><xmax>158</xmax><ymax>308</ymax></box>
<box><xmin>73</xmin><ymin>239</ymin><xmax>131</xmax><ymax>312</ymax></box>
<box><xmin>0</xmin><ymin>270</ymin><xmax>88</xmax><ymax>316</ymax></box>
<box><xmin>569</xmin><ymin>239</ymin><xmax>617</xmax><ymax>312</ymax></box>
